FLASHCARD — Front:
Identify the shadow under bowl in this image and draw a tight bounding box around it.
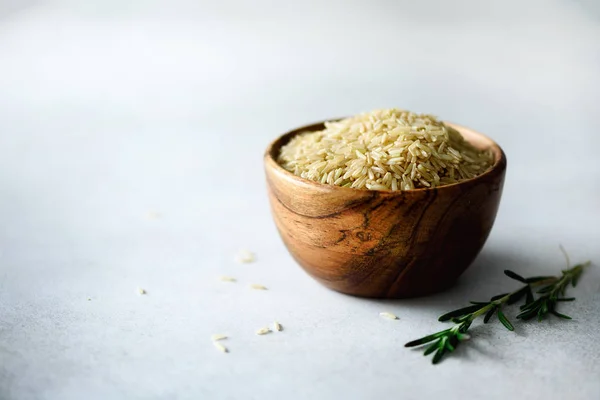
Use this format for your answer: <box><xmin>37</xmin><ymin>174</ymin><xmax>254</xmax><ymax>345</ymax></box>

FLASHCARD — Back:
<box><xmin>264</xmin><ymin>120</ymin><xmax>507</xmax><ymax>298</ymax></box>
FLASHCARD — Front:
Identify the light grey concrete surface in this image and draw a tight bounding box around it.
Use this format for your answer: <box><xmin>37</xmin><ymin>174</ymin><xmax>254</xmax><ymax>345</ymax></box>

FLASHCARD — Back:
<box><xmin>0</xmin><ymin>1</ymin><xmax>599</xmax><ymax>399</ymax></box>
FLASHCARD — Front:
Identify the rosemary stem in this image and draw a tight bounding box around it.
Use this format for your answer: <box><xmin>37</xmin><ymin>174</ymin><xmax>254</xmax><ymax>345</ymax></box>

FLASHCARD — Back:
<box><xmin>551</xmin><ymin>262</ymin><xmax>588</xmax><ymax>296</ymax></box>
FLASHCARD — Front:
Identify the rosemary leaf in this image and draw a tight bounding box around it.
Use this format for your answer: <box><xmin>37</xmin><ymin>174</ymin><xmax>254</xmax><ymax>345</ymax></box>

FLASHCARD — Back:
<box><xmin>557</xmin><ymin>297</ymin><xmax>575</xmax><ymax>302</ymax></box>
<box><xmin>404</xmin><ymin>329</ymin><xmax>451</xmax><ymax>347</ymax></box>
<box><xmin>446</xmin><ymin>341</ymin><xmax>456</xmax><ymax>352</ymax></box>
<box><xmin>525</xmin><ymin>276</ymin><xmax>553</xmax><ymax>283</ymax></box>
<box><xmin>490</xmin><ymin>293</ymin><xmax>509</xmax><ymax>301</ymax></box>
<box><xmin>507</xmin><ymin>287</ymin><xmax>528</xmax><ymax>305</ymax></box>
<box><xmin>517</xmin><ymin>308</ymin><xmax>538</xmax><ymax>320</ymax></box>
<box><xmin>572</xmin><ymin>273</ymin><xmax>580</xmax><ymax>287</ymax></box>
<box><xmin>483</xmin><ymin>307</ymin><xmax>496</xmax><ymax>323</ymax></box>
<box><xmin>423</xmin><ymin>341</ymin><xmax>439</xmax><ymax>356</ymax></box>
<box><xmin>432</xmin><ymin>348</ymin><xmax>445</xmax><ymax>364</ymax></box>
<box><xmin>537</xmin><ymin>286</ymin><xmax>554</xmax><ymax>294</ymax></box>
<box><xmin>550</xmin><ymin>310</ymin><xmax>572</xmax><ymax>320</ymax></box>
<box><xmin>504</xmin><ymin>270</ymin><xmax>527</xmax><ymax>283</ymax></box>
<box><xmin>438</xmin><ymin>305</ymin><xmax>484</xmax><ymax>322</ymax></box>
<box><xmin>525</xmin><ymin>287</ymin><xmax>534</xmax><ymax>304</ymax></box>
<box><xmin>497</xmin><ymin>310</ymin><xmax>514</xmax><ymax>331</ymax></box>
<box><xmin>520</xmin><ymin>297</ymin><xmax>543</xmax><ymax>311</ymax></box>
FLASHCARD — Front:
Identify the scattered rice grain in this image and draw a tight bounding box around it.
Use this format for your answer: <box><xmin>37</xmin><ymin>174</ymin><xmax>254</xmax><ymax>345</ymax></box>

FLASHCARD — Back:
<box><xmin>380</xmin><ymin>312</ymin><xmax>399</xmax><ymax>320</ymax></box>
<box><xmin>213</xmin><ymin>342</ymin><xmax>228</xmax><ymax>353</ymax></box>
<box><xmin>273</xmin><ymin>321</ymin><xmax>282</xmax><ymax>332</ymax></box>
<box><xmin>211</xmin><ymin>334</ymin><xmax>228</xmax><ymax>341</ymax></box>
<box><xmin>256</xmin><ymin>327</ymin><xmax>271</xmax><ymax>335</ymax></box>
<box><xmin>250</xmin><ymin>284</ymin><xmax>268</xmax><ymax>290</ymax></box>
<box><xmin>235</xmin><ymin>249</ymin><xmax>255</xmax><ymax>264</ymax></box>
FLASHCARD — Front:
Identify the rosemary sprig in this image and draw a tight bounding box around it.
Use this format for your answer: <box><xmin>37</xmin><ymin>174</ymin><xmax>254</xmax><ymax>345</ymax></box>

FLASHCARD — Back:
<box><xmin>405</xmin><ymin>259</ymin><xmax>590</xmax><ymax>364</ymax></box>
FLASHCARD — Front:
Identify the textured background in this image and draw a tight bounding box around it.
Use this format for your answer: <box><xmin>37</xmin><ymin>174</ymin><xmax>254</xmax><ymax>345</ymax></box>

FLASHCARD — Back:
<box><xmin>1</xmin><ymin>1</ymin><xmax>599</xmax><ymax>399</ymax></box>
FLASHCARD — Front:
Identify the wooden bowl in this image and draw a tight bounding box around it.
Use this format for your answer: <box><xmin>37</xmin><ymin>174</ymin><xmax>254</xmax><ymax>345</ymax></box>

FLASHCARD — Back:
<box><xmin>264</xmin><ymin>120</ymin><xmax>507</xmax><ymax>298</ymax></box>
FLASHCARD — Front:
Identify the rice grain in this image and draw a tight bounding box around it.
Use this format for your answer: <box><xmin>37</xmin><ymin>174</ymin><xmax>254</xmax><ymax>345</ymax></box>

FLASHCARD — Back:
<box><xmin>278</xmin><ymin>109</ymin><xmax>492</xmax><ymax>190</ymax></box>
<box><xmin>250</xmin><ymin>284</ymin><xmax>268</xmax><ymax>290</ymax></box>
<box><xmin>380</xmin><ymin>312</ymin><xmax>399</xmax><ymax>320</ymax></box>
<box><xmin>235</xmin><ymin>249</ymin><xmax>255</xmax><ymax>264</ymax></box>
<box><xmin>213</xmin><ymin>342</ymin><xmax>228</xmax><ymax>353</ymax></box>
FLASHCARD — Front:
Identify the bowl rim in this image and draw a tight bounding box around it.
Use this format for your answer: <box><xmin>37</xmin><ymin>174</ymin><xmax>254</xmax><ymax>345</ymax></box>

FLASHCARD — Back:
<box><xmin>264</xmin><ymin>118</ymin><xmax>507</xmax><ymax>194</ymax></box>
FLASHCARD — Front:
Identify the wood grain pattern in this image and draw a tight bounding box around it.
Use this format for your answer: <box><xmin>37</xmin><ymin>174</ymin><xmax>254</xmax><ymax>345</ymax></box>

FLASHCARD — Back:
<box><xmin>264</xmin><ymin>121</ymin><xmax>507</xmax><ymax>298</ymax></box>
